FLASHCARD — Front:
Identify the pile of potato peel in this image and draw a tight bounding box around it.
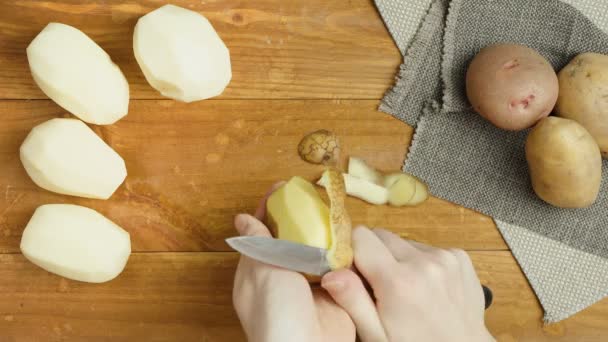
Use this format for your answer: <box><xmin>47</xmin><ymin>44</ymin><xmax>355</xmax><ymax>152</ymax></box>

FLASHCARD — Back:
<box><xmin>265</xmin><ymin>130</ymin><xmax>431</xmax><ymax>277</ymax></box>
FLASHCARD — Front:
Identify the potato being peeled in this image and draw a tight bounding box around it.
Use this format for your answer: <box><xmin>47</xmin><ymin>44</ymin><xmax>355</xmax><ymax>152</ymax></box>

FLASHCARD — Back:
<box><xmin>556</xmin><ymin>52</ymin><xmax>608</xmax><ymax>158</ymax></box>
<box><xmin>267</xmin><ymin>171</ymin><xmax>353</xmax><ymax>273</ymax></box>
<box><xmin>267</xmin><ymin>176</ymin><xmax>331</xmax><ymax>250</ymax></box>
<box><xmin>466</xmin><ymin>44</ymin><xmax>558</xmax><ymax>130</ymax></box>
<box><xmin>525</xmin><ymin>117</ymin><xmax>602</xmax><ymax>208</ymax></box>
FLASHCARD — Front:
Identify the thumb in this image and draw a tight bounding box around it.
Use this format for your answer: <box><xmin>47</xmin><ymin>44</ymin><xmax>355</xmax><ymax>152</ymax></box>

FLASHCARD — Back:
<box><xmin>322</xmin><ymin>269</ymin><xmax>388</xmax><ymax>342</ymax></box>
<box><xmin>234</xmin><ymin>213</ymin><xmax>272</xmax><ymax>237</ymax></box>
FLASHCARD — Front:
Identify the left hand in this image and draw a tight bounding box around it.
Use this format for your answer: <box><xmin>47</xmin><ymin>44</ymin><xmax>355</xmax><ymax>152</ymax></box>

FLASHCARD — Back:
<box><xmin>232</xmin><ymin>184</ymin><xmax>356</xmax><ymax>342</ymax></box>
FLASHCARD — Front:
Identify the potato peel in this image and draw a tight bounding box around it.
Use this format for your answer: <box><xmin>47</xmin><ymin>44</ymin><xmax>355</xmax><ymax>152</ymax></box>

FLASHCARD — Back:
<box><xmin>348</xmin><ymin>157</ymin><xmax>383</xmax><ymax>185</ymax></box>
<box><xmin>298</xmin><ymin>130</ymin><xmax>340</xmax><ymax>165</ymax></box>
<box><xmin>408</xmin><ymin>179</ymin><xmax>429</xmax><ymax>206</ymax></box>
<box><xmin>324</xmin><ymin>168</ymin><xmax>353</xmax><ymax>270</ymax></box>
<box><xmin>386</xmin><ymin>173</ymin><xmax>417</xmax><ymax>206</ymax></box>
<box><xmin>318</xmin><ymin>172</ymin><xmax>389</xmax><ymax>205</ymax></box>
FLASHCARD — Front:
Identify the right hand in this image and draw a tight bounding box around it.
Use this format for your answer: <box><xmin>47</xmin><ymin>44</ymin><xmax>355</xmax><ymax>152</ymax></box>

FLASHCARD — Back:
<box><xmin>321</xmin><ymin>226</ymin><xmax>494</xmax><ymax>342</ymax></box>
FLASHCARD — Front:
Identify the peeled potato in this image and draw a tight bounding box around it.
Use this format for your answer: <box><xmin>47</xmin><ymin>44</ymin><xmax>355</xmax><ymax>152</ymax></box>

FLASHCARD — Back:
<box><xmin>466</xmin><ymin>44</ymin><xmax>558</xmax><ymax>130</ymax></box>
<box><xmin>267</xmin><ymin>173</ymin><xmax>353</xmax><ymax>271</ymax></box>
<box><xmin>20</xmin><ymin>204</ymin><xmax>131</xmax><ymax>283</ymax></box>
<box><xmin>556</xmin><ymin>52</ymin><xmax>608</xmax><ymax>158</ymax></box>
<box><xmin>526</xmin><ymin>117</ymin><xmax>602</xmax><ymax>208</ymax></box>
<box><xmin>20</xmin><ymin>118</ymin><xmax>127</xmax><ymax>199</ymax></box>
<box><xmin>27</xmin><ymin>23</ymin><xmax>129</xmax><ymax>125</ymax></box>
<box><xmin>134</xmin><ymin>4</ymin><xmax>232</xmax><ymax>102</ymax></box>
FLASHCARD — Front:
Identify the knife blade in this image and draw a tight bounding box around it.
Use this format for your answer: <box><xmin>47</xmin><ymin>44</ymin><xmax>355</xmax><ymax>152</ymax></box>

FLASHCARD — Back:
<box><xmin>226</xmin><ymin>236</ymin><xmax>493</xmax><ymax>309</ymax></box>
<box><xmin>226</xmin><ymin>236</ymin><xmax>332</xmax><ymax>276</ymax></box>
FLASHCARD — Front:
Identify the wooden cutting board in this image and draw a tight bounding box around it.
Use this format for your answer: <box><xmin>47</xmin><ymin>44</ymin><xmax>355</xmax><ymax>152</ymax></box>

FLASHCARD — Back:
<box><xmin>0</xmin><ymin>1</ymin><xmax>606</xmax><ymax>341</ymax></box>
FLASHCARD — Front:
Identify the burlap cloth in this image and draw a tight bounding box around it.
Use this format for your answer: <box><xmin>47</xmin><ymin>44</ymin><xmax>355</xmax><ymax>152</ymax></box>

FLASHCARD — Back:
<box><xmin>375</xmin><ymin>0</ymin><xmax>608</xmax><ymax>323</ymax></box>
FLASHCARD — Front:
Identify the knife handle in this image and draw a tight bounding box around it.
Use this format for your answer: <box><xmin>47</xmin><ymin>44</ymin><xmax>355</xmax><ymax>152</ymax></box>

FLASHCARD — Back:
<box><xmin>482</xmin><ymin>285</ymin><xmax>493</xmax><ymax>309</ymax></box>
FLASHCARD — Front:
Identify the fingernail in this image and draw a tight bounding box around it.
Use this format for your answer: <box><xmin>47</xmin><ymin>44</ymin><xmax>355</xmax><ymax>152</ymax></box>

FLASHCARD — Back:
<box><xmin>322</xmin><ymin>280</ymin><xmax>344</xmax><ymax>292</ymax></box>
<box><xmin>235</xmin><ymin>214</ymin><xmax>250</xmax><ymax>235</ymax></box>
<box><xmin>353</xmin><ymin>225</ymin><xmax>369</xmax><ymax>234</ymax></box>
<box><xmin>321</xmin><ymin>273</ymin><xmax>345</xmax><ymax>292</ymax></box>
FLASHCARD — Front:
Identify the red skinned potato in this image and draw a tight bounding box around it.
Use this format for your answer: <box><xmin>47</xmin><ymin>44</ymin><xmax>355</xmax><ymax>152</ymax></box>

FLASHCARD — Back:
<box><xmin>466</xmin><ymin>44</ymin><xmax>558</xmax><ymax>131</ymax></box>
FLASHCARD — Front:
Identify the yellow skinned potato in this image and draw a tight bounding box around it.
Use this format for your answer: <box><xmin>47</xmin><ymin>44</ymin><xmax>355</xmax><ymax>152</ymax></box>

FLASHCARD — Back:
<box><xmin>556</xmin><ymin>52</ymin><xmax>608</xmax><ymax>158</ymax></box>
<box><xmin>466</xmin><ymin>44</ymin><xmax>558</xmax><ymax>131</ymax></box>
<box><xmin>266</xmin><ymin>170</ymin><xmax>353</xmax><ymax>275</ymax></box>
<box><xmin>525</xmin><ymin>117</ymin><xmax>602</xmax><ymax>208</ymax></box>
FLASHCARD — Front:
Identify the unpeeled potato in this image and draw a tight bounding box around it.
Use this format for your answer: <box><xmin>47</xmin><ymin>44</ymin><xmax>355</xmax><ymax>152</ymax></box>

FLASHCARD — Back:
<box><xmin>525</xmin><ymin>117</ymin><xmax>602</xmax><ymax>208</ymax></box>
<box><xmin>555</xmin><ymin>52</ymin><xmax>608</xmax><ymax>158</ymax></box>
<box><xmin>466</xmin><ymin>44</ymin><xmax>558</xmax><ymax>131</ymax></box>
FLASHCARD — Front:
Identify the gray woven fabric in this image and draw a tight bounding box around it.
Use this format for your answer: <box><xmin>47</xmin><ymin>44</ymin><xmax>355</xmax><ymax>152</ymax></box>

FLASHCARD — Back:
<box><xmin>376</xmin><ymin>0</ymin><xmax>608</xmax><ymax>323</ymax></box>
<box><xmin>560</xmin><ymin>0</ymin><xmax>608</xmax><ymax>39</ymax></box>
<box><xmin>497</xmin><ymin>220</ymin><xmax>608</xmax><ymax>323</ymax></box>
<box><xmin>379</xmin><ymin>0</ymin><xmax>446</xmax><ymax>126</ymax></box>
<box><xmin>375</xmin><ymin>0</ymin><xmax>433</xmax><ymax>54</ymax></box>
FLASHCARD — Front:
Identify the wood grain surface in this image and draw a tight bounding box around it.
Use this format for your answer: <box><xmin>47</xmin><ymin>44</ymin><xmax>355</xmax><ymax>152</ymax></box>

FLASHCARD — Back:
<box><xmin>1</xmin><ymin>252</ymin><xmax>607</xmax><ymax>342</ymax></box>
<box><xmin>0</xmin><ymin>99</ymin><xmax>503</xmax><ymax>253</ymax></box>
<box><xmin>0</xmin><ymin>0</ymin><xmax>606</xmax><ymax>341</ymax></box>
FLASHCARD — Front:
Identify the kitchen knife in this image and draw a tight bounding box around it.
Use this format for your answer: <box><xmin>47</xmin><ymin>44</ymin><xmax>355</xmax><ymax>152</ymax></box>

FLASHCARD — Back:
<box><xmin>226</xmin><ymin>236</ymin><xmax>332</xmax><ymax>276</ymax></box>
<box><xmin>226</xmin><ymin>236</ymin><xmax>493</xmax><ymax>309</ymax></box>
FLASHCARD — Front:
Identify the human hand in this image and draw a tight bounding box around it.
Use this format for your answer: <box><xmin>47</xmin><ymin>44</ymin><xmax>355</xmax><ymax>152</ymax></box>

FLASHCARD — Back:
<box><xmin>321</xmin><ymin>226</ymin><xmax>494</xmax><ymax>342</ymax></box>
<box><xmin>232</xmin><ymin>184</ymin><xmax>356</xmax><ymax>342</ymax></box>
